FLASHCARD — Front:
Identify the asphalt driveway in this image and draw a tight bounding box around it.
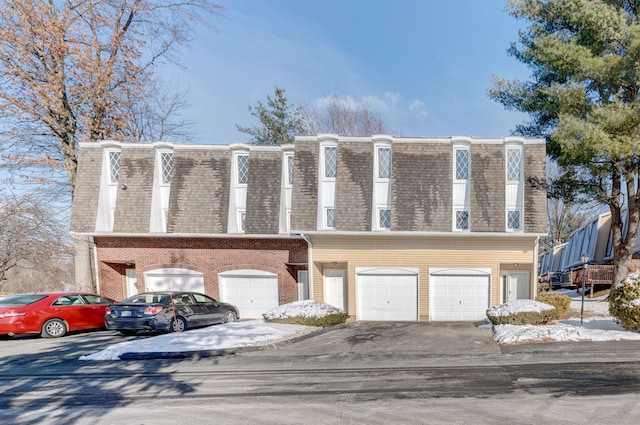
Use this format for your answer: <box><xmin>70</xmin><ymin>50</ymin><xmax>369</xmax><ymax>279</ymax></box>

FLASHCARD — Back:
<box><xmin>238</xmin><ymin>321</ymin><xmax>502</xmax><ymax>363</ymax></box>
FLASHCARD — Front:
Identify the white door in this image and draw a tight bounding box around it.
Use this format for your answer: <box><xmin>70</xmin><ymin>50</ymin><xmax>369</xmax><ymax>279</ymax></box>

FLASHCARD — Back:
<box><xmin>219</xmin><ymin>270</ymin><xmax>279</xmax><ymax>319</ymax></box>
<box><xmin>356</xmin><ymin>269</ymin><xmax>418</xmax><ymax>321</ymax></box>
<box><xmin>430</xmin><ymin>273</ymin><xmax>490</xmax><ymax>321</ymax></box>
<box><xmin>505</xmin><ymin>271</ymin><xmax>531</xmax><ymax>302</ymax></box>
<box><xmin>324</xmin><ymin>269</ymin><xmax>347</xmax><ymax>311</ymax></box>
<box><xmin>125</xmin><ymin>268</ymin><xmax>138</xmax><ymax>297</ymax></box>
<box><xmin>144</xmin><ymin>269</ymin><xmax>205</xmax><ymax>293</ymax></box>
<box><xmin>297</xmin><ymin>270</ymin><xmax>309</xmax><ymax>301</ymax></box>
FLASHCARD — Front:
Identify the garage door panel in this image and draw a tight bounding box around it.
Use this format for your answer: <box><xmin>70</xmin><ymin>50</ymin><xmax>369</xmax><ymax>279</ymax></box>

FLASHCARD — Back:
<box><xmin>220</xmin><ymin>275</ymin><xmax>279</xmax><ymax>319</ymax></box>
<box><xmin>430</xmin><ymin>274</ymin><xmax>489</xmax><ymax>321</ymax></box>
<box><xmin>357</xmin><ymin>273</ymin><xmax>418</xmax><ymax>321</ymax></box>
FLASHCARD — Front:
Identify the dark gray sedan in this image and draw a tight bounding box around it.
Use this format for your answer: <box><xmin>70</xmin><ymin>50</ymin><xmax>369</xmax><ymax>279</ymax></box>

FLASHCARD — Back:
<box><xmin>105</xmin><ymin>291</ymin><xmax>240</xmax><ymax>335</ymax></box>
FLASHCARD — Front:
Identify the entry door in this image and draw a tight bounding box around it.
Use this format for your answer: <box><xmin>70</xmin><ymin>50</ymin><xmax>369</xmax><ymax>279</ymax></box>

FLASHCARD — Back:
<box><xmin>324</xmin><ymin>269</ymin><xmax>347</xmax><ymax>311</ymax></box>
<box><xmin>126</xmin><ymin>269</ymin><xmax>138</xmax><ymax>297</ymax></box>
<box><xmin>505</xmin><ymin>271</ymin><xmax>531</xmax><ymax>302</ymax></box>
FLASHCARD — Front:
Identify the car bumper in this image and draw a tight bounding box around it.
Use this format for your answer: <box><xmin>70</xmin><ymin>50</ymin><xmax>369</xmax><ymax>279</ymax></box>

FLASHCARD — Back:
<box><xmin>105</xmin><ymin>317</ymin><xmax>171</xmax><ymax>332</ymax></box>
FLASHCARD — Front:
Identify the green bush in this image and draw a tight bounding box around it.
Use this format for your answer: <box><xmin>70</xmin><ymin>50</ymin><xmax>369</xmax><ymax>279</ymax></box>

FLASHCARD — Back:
<box><xmin>609</xmin><ymin>271</ymin><xmax>640</xmax><ymax>331</ymax></box>
<box><xmin>536</xmin><ymin>292</ymin><xmax>571</xmax><ymax>316</ymax></box>
<box><xmin>486</xmin><ymin>309</ymin><xmax>559</xmax><ymax>326</ymax></box>
<box><xmin>263</xmin><ymin>312</ymin><xmax>349</xmax><ymax>327</ymax></box>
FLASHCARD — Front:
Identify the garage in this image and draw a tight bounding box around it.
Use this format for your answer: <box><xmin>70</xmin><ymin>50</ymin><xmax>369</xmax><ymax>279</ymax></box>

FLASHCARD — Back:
<box><xmin>429</xmin><ymin>268</ymin><xmax>490</xmax><ymax>321</ymax></box>
<box><xmin>143</xmin><ymin>268</ymin><xmax>205</xmax><ymax>294</ymax></box>
<box><xmin>219</xmin><ymin>270</ymin><xmax>279</xmax><ymax>319</ymax></box>
<box><xmin>356</xmin><ymin>268</ymin><xmax>418</xmax><ymax>321</ymax></box>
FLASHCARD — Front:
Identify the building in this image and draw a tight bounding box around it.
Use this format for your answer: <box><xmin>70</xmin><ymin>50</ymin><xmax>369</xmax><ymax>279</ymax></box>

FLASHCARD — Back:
<box><xmin>70</xmin><ymin>134</ymin><xmax>547</xmax><ymax>321</ymax></box>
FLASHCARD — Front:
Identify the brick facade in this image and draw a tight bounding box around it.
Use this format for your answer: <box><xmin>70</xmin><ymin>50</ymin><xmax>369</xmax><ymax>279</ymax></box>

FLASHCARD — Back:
<box><xmin>95</xmin><ymin>237</ymin><xmax>307</xmax><ymax>303</ymax></box>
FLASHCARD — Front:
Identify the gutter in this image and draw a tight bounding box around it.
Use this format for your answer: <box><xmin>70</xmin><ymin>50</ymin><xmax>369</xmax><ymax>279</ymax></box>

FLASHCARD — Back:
<box><xmin>299</xmin><ymin>233</ymin><xmax>313</xmax><ymax>301</ymax></box>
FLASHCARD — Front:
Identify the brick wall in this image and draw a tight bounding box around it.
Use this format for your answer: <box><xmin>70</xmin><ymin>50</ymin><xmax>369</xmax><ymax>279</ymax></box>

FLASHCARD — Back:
<box><xmin>94</xmin><ymin>237</ymin><xmax>307</xmax><ymax>304</ymax></box>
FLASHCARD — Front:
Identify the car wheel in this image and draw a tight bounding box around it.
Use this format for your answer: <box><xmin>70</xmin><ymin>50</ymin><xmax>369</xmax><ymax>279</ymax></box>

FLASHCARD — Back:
<box><xmin>170</xmin><ymin>317</ymin><xmax>187</xmax><ymax>333</ymax></box>
<box><xmin>120</xmin><ymin>330</ymin><xmax>138</xmax><ymax>336</ymax></box>
<box><xmin>223</xmin><ymin>310</ymin><xmax>237</xmax><ymax>323</ymax></box>
<box><xmin>41</xmin><ymin>319</ymin><xmax>68</xmax><ymax>338</ymax></box>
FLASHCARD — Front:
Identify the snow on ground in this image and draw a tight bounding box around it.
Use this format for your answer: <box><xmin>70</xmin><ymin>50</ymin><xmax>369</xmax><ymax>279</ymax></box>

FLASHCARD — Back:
<box><xmin>492</xmin><ymin>288</ymin><xmax>640</xmax><ymax>345</ymax></box>
<box><xmin>79</xmin><ymin>290</ymin><xmax>640</xmax><ymax>360</ymax></box>
<box><xmin>79</xmin><ymin>301</ymin><xmax>338</xmax><ymax>361</ymax></box>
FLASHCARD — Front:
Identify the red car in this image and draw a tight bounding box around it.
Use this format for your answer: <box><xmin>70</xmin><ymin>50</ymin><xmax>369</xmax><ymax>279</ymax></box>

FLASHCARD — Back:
<box><xmin>0</xmin><ymin>292</ymin><xmax>116</xmax><ymax>338</ymax></box>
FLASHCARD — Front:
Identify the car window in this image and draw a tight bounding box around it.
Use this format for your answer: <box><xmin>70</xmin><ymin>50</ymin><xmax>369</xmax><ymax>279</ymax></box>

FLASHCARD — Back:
<box><xmin>123</xmin><ymin>294</ymin><xmax>170</xmax><ymax>304</ymax></box>
<box><xmin>0</xmin><ymin>294</ymin><xmax>47</xmax><ymax>305</ymax></box>
<box><xmin>192</xmin><ymin>293</ymin><xmax>216</xmax><ymax>304</ymax></box>
<box><xmin>53</xmin><ymin>295</ymin><xmax>85</xmax><ymax>306</ymax></box>
<box><xmin>175</xmin><ymin>294</ymin><xmax>194</xmax><ymax>305</ymax></box>
<box><xmin>83</xmin><ymin>294</ymin><xmax>113</xmax><ymax>305</ymax></box>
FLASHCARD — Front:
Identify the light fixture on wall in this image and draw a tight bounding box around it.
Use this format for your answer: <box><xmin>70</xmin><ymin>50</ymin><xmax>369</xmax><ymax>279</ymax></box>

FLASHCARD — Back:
<box><xmin>121</xmin><ymin>183</ymin><xmax>127</xmax><ymax>190</ymax></box>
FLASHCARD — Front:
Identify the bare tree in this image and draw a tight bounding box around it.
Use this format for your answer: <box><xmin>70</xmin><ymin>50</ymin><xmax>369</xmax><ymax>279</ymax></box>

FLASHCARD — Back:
<box><xmin>302</xmin><ymin>95</ymin><xmax>392</xmax><ymax>136</ymax></box>
<box><xmin>0</xmin><ymin>0</ymin><xmax>222</xmax><ymax>292</ymax></box>
<box><xmin>0</xmin><ymin>190</ymin><xmax>71</xmax><ymax>293</ymax></box>
<box><xmin>0</xmin><ymin>0</ymin><xmax>223</xmax><ymax>196</ymax></box>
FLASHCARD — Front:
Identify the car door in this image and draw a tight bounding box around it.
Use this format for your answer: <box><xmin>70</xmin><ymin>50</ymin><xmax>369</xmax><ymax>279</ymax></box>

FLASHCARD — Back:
<box><xmin>50</xmin><ymin>294</ymin><xmax>89</xmax><ymax>330</ymax></box>
<box><xmin>193</xmin><ymin>293</ymin><xmax>224</xmax><ymax>325</ymax></box>
<box><xmin>173</xmin><ymin>293</ymin><xmax>203</xmax><ymax>327</ymax></box>
<box><xmin>81</xmin><ymin>294</ymin><xmax>114</xmax><ymax>329</ymax></box>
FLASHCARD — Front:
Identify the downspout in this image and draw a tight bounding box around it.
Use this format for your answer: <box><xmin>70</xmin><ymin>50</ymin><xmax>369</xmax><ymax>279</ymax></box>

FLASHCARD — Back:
<box><xmin>533</xmin><ymin>236</ymin><xmax>540</xmax><ymax>299</ymax></box>
<box><xmin>91</xmin><ymin>236</ymin><xmax>100</xmax><ymax>294</ymax></box>
<box><xmin>300</xmin><ymin>233</ymin><xmax>313</xmax><ymax>300</ymax></box>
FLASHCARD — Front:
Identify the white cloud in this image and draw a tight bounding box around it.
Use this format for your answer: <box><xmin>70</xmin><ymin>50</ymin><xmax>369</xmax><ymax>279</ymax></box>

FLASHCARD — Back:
<box><xmin>408</xmin><ymin>99</ymin><xmax>428</xmax><ymax>117</ymax></box>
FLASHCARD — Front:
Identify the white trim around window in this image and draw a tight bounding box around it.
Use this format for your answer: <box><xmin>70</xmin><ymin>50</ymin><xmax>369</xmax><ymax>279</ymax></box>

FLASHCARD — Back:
<box><xmin>236</xmin><ymin>153</ymin><xmax>249</xmax><ymax>186</ymax></box>
<box><xmin>454</xmin><ymin>209</ymin><xmax>470</xmax><ymax>231</ymax></box>
<box><xmin>375</xmin><ymin>145</ymin><xmax>392</xmax><ymax>181</ymax></box>
<box><xmin>237</xmin><ymin>209</ymin><xmax>246</xmax><ymax>234</ymax></box>
<box><xmin>506</xmin><ymin>209</ymin><xmax>522</xmax><ymax>232</ymax></box>
<box><xmin>377</xmin><ymin>207</ymin><xmax>391</xmax><ymax>230</ymax></box>
<box><xmin>325</xmin><ymin>207</ymin><xmax>336</xmax><ymax>230</ymax></box>
<box><xmin>453</xmin><ymin>146</ymin><xmax>470</xmax><ymax>182</ymax></box>
<box><xmin>322</xmin><ymin>144</ymin><xmax>338</xmax><ymax>181</ymax></box>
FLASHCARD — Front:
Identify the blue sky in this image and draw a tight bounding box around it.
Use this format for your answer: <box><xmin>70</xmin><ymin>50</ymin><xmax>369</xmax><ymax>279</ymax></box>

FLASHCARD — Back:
<box><xmin>164</xmin><ymin>0</ymin><xmax>530</xmax><ymax>144</ymax></box>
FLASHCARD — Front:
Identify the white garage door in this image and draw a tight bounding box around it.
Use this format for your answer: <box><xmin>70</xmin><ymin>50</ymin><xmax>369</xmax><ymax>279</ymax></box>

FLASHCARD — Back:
<box><xmin>430</xmin><ymin>271</ymin><xmax>490</xmax><ymax>321</ymax></box>
<box><xmin>144</xmin><ymin>268</ymin><xmax>205</xmax><ymax>294</ymax></box>
<box><xmin>356</xmin><ymin>268</ymin><xmax>418</xmax><ymax>321</ymax></box>
<box><xmin>219</xmin><ymin>270</ymin><xmax>279</xmax><ymax>319</ymax></box>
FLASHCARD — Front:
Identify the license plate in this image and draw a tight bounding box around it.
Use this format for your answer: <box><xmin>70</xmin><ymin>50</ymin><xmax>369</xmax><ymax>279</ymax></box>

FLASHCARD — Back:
<box><xmin>120</xmin><ymin>311</ymin><xmax>132</xmax><ymax>317</ymax></box>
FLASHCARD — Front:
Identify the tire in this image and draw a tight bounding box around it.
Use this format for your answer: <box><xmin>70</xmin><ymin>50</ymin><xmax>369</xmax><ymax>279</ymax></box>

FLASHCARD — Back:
<box><xmin>223</xmin><ymin>310</ymin><xmax>237</xmax><ymax>323</ymax></box>
<box><xmin>41</xmin><ymin>319</ymin><xmax>67</xmax><ymax>338</ymax></box>
<box><xmin>119</xmin><ymin>330</ymin><xmax>138</xmax><ymax>336</ymax></box>
<box><xmin>170</xmin><ymin>317</ymin><xmax>187</xmax><ymax>333</ymax></box>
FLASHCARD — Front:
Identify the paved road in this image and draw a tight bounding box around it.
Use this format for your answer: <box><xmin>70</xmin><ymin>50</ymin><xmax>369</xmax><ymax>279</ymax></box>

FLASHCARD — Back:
<box><xmin>2</xmin><ymin>323</ymin><xmax>640</xmax><ymax>424</ymax></box>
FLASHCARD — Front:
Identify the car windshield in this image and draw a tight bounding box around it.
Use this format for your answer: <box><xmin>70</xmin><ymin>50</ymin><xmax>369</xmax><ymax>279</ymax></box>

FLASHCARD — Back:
<box><xmin>122</xmin><ymin>294</ymin><xmax>170</xmax><ymax>304</ymax></box>
<box><xmin>0</xmin><ymin>294</ymin><xmax>48</xmax><ymax>306</ymax></box>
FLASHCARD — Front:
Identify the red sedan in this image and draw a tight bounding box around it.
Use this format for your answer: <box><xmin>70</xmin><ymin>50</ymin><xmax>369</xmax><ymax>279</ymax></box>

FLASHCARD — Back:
<box><xmin>0</xmin><ymin>292</ymin><xmax>116</xmax><ymax>338</ymax></box>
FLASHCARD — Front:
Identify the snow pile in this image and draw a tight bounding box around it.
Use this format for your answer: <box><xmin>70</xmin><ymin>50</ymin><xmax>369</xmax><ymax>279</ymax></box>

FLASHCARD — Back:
<box><xmin>79</xmin><ymin>319</ymin><xmax>318</xmax><ymax>361</ymax></box>
<box><xmin>487</xmin><ymin>299</ymin><xmax>554</xmax><ymax>317</ymax></box>
<box><xmin>263</xmin><ymin>300</ymin><xmax>342</xmax><ymax>320</ymax></box>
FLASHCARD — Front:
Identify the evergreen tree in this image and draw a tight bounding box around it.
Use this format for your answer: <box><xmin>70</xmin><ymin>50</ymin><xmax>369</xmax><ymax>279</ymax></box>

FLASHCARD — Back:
<box><xmin>488</xmin><ymin>0</ymin><xmax>640</xmax><ymax>286</ymax></box>
<box><xmin>236</xmin><ymin>86</ymin><xmax>307</xmax><ymax>145</ymax></box>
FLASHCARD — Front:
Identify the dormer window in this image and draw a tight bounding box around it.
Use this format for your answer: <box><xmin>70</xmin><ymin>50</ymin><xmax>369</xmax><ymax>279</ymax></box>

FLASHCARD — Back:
<box><xmin>324</xmin><ymin>146</ymin><xmax>337</xmax><ymax>179</ymax></box>
<box><xmin>237</xmin><ymin>154</ymin><xmax>249</xmax><ymax>185</ymax></box>
<box><xmin>506</xmin><ymin>147</ymin><xmax>522</xmax><ymax>183</ymax></box>
<box><xmin>455</xmin><ymin>148</ymin><xmax>469</xmax><ymax>181</ymax></box>
<box><xmin>160</xmin><ymin>152</ymin><xmax>173</xmax><ymax>185</ymax></box>
<box><xmin>108</xmin><ymin>151</ymin><xmax>121</xmax><ymax>183</ymax></box>
<box><xmin>377</xmin><ymin>146</ymin><xmax>391</xmax><ymax>179</ymax></box>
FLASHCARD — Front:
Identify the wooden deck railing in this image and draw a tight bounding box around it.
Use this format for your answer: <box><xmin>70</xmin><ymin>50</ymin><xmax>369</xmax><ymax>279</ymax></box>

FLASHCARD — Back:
<box><xmin>570</xmin><ymin>265</ymin><xmax>614</xmax><ymax>298</ymax></box>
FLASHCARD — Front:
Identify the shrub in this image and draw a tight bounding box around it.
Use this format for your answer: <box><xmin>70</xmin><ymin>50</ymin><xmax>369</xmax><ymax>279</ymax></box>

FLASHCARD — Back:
<box><xmin>264</xmin><ymin>313</ymin><xmax>349</xmax><ymax>327</ymax></box>
<box><xmin>262</xmin><ymin>300</ymin><xmax>349</xmax><ymax>327</ymax></box>
<box><xmin>486</xmin><ymin>299</ymin><xmax>559</xmax><ymax>325</ymax></box>
<box><xmin>609</xmin><ymin>271</ymin><xmax>640</xmax><ymax>331</ymax></box>
<box><xmin>536</xmin><ymin>292</ymin><xmax>571</xmax><ymax>316</ymax></box>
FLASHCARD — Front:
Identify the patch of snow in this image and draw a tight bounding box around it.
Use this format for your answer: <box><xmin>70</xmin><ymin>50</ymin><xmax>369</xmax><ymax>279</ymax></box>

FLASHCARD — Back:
<box><xmin>487</xmin><ymin>299</ymin><xmax>554</xmax><ymax>318</ymax></box>
<box><xmin>263</xmin><ymin>300</ymin><xmax>342</xmax><ymax>320</ymax></box>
